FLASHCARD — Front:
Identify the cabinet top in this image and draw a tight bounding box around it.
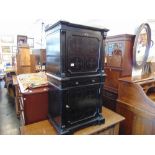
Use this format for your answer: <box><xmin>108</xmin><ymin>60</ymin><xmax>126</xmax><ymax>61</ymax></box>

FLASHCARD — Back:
<box><xmin>45</xmin><ymin>20</ymin><xmax>109</xmax><ymax>32</ymax></box>
<box><xmin>106</xmin><ymin>34</ymin><xmax>135</xmax><ymax>41</ymax></box>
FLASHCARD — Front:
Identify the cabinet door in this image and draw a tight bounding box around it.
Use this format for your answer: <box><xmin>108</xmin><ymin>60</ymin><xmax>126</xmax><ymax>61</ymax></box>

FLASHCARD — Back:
<box><xmin>23</xmin><ymin>91</ymin><xmax>48</xmax><ymax>125</ymax></box>
<box><xmin>64</xmin><ymin>84</ymin><xmax>102</xmax><ymax>126</ymax></box>
<box><xmin>105</xmin><ymin>42</ymin><xmax>124</xmax><ymax>68</ymax></box>
<box><xmin>67</xmin><ymin>31</ymin><xmax>102</xmax><ymax>75</ymax></box>
<box><xmin>18</xmin><ymin>48</ymin><xmax>31</xmax><ymax>66</ymax></box>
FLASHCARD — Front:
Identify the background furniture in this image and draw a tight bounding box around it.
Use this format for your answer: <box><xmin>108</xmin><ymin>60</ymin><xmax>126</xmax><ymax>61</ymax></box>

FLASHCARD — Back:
<box><xmin>32</xmin><ymin>49</ymin><xmax>46</xmax><ymax>65</ymax></box>
<box><xmin>4</xmin><ymin>71</ymin><xmax>16</xmax><ymax>98</ymax></box>
<box><xmin>16</xmin><ymin>77</ymin><xmax>48</xmax><ymax>125</ymax></box>
<box><xmin>15</xmin><ymin>47</ymin><xmax>36</xmax><ymax>74</ymax></box>
<box><xmin>12</xmin><ymin>75</ymin><xmax>20</xmax><ymax>117</ymax></box>
<box><xmin>103</xmin><ymin>34</ymin><xmax>135</xmax><ymax>111</ymax></box>
<box><xmin>117</xmin><ymin>77</ymin><xmax>155</xmax><ymax>134</ymax></box>
<box><xmin>116</xmin><ymin>24</ymin><xmax>154</xmax><ymax>134</ymax></box>
<box><xmin>20</xmin><ymin>107</ymin><xmax>125</xmax><ymax>135</ymax></box>
<box><xmin>32</xmin><ymin>49</ymin><xmax>46</xmax><ymax>71</ymax></box>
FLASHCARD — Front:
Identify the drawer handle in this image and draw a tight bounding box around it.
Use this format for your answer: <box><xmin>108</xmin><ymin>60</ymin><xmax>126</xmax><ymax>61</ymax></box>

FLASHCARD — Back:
<box><xmin>66</xmin><ymin>105</ymin><xmax>70</xmax><ymax>109</ymax></box>
<box><xmin>75</xmin><ymin>82</ymin><xmax>79</xmax><ymax>85</ymax></box>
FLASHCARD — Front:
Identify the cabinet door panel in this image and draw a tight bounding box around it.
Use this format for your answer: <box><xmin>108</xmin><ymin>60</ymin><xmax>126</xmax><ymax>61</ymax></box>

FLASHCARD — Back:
<box><xmin>23</xmin><ymin>92</ymin><xmax>48</xmax><ymax>125</ymax></box>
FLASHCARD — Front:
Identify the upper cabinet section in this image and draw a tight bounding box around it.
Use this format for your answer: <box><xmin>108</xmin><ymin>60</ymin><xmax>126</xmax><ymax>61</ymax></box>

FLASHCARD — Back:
<box><xmin>45</xmin><ymin>21</ymin><xmax>109</xmax><ymax>78</ymax></box>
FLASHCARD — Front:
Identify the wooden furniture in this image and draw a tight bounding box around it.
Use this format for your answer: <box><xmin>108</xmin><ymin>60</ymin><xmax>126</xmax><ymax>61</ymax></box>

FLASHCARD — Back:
<box><xmin>12</xmin><ymin>75</ymin><xmax>20</xmax><ymax>117</ymax></box>
<box><xmin>32</xmin><ymin>49</ymin><xmax>46</xmax><ymax>65</ymax></box>
<box><xmin>20</xmin><ymin>107</ymin><xmax>125</xmax><ymax>135</ymax></box>
<box><xmin>17</xmin><ymin>77</ymin><xmax>48</xmax><ymax>125</ymax></box>
<box><xmin>116</xmin><ymin>24</ymin><xmax>155</xmax><ymax>135</ymax></box>
<box><xmin>15</xmin><ymin>47</ymin><xmax>36</xmax><ymax>74</ymax></box>
<box><xmin>117</xmin><ymin>77</ymin><xmax>155</xmax><ymax>134</ymax></box>
<box><xmin>103</xmin><ymin>34</ymin><xmax>135</xmax><ymax>111</ymax></box>
<box><xmin>32</xmin><ymin>49</ymin><xmax>46</xmax><ymax>71</ymax></box>
<box><xmin>4</xmin><ymin>70</ymin><xmax>16</xmax><ymax>98</ymax></box>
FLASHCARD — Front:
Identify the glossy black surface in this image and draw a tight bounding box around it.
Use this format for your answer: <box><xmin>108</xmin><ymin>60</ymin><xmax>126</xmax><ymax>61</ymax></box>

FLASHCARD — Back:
<box><xmin>46</xmin><ymin>21</ymin><xmax>108</xmax><ymax>134</ymax></box>
<box><xmin>47</xmin><ymin>73</ymin><xmax>105</xmax><ymax>89</ymax></box>
<box><xmin>46</xmin><ymin>31</ymin><xmax>61</xmax><ymax>75</ymax></box>
<box><xmin>48</xmin><ymin>82</ymin><xmax>104</xmax><ymax>134</ymax></box>
<box><xmin>46</xmin><ymin>21</ymin><xmax>108</xmax><ymax>77</ymax></box>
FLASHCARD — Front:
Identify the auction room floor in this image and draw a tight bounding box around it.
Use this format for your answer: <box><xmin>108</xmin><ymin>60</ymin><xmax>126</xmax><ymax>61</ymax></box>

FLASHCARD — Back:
<box><xmin>0</xmin><ymin>80</ymin><xmax>20</xmax><ymax>135</ymax></box>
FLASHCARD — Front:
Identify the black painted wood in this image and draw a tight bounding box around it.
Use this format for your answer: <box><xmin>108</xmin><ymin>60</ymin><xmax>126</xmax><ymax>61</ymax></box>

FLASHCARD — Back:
<box><xmin>46</xmin><ymin>21</ymin><xmax>108</xmax><ymax>134</ymax></box>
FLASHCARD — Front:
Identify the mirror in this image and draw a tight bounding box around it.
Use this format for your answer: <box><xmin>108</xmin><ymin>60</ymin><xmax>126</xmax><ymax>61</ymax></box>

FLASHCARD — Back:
<box><xmin>133</xmin><ymin>23</ymin><xmax>151</xmax><ymax>69</ymax></box>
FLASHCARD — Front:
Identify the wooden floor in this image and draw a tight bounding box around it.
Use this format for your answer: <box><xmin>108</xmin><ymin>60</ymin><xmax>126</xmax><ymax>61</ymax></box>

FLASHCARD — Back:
<box><xmin>0</xmin><ymin>80</ymin><xmax>20</xmax><ymax>135</ymax></box>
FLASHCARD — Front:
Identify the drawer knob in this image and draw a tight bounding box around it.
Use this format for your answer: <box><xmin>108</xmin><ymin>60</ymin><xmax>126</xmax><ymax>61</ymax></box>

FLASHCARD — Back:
<box><xmin>92</xmin><ymin>79</ymin><xmax>95</xmax><ymax>83</ymax></box>
<box><xmin>75</xmin><ymin>82</ymin><xmax>79</xmax><ymax>85</ymax></box>
<box><xmin>66</xmin><ymin>105</ymin><xmax>70</xmax><ymax>109</ymax></box>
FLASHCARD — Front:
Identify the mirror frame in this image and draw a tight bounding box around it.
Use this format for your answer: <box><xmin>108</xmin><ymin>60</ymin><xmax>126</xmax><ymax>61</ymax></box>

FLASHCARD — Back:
<box><xmin>133</xmin><ymin>23</ymin><xmax>151</xmax><ymax>69</ymax></box>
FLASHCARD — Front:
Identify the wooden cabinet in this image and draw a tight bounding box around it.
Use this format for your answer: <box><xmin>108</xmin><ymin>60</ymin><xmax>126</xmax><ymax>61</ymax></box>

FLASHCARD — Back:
<box><xmin>116</xmin><ymin>77</ymin><xmax>155</xmax><ymax>134</ymax></box>
<box><xmin>103</xmin><ymin>34</ymin><xmax>135</xmax><ymax>111</ymax></box>
<box><xmin>12</xmin><ymin>75</ymin><xmax>20</xmax><ymax>117</ymax></box>
<box><xmin>17</xmin><ymin>86</ymin><xmax>49</xmax><ymax>125</ymax></box>
<box><xmin>40</xmin><ymin>49</ymin><xmax>46</xmax><ymax>65</ymax></box>
<box><xmin>32</xmin><ymin>49</ymin><xmax>46</xmax><ymax>65</ymax></box>
<box><xmin>16</xmin><ymin>47</ymin><xmax>36</xmax><ymax>74</ymax></box>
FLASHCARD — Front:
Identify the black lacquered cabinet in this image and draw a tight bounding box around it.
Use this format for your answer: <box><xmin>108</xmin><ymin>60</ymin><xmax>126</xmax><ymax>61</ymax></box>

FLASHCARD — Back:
<box><xmin>48</xmin><ymin>77</ymin><xmax>104</xmax><ymax>134</ymax></box>
<box><xmin>46</xmin><ymin>21</ymin><xmax>108</xmax><ymax>134</ymax></box>
<box><xmin>46</xmin><ymin>21</ymin><xmax>108</xmax><ymax>77</ymax></box>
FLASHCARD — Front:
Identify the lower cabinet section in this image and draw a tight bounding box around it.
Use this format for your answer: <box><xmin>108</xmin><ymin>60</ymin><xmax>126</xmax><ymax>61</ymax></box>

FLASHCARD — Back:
<box><xmin>48</xmin><ymin>82</ymin><xmax>104</xmax><ymax>134</ymax></box>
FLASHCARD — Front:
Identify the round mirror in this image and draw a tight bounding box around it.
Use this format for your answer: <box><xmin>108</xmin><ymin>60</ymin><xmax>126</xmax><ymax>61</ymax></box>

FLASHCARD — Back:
<box><xmin>133</xmin><ymin>23</ymin><xmax>151</xmax><ymax>69</ymax></box>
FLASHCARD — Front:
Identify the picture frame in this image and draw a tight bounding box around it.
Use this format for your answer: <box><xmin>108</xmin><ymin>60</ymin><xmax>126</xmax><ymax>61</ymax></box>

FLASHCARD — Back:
<box><xmin>17</xmin><ymin>35</ymin><xmax>27</xmax><ymax>47</ymax></box>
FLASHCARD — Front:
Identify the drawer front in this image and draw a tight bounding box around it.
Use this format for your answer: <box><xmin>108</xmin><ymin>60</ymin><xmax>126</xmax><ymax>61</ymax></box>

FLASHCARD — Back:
<box><xmin>62</xmin><ymin>76</ymin><xmax>104</xmax><ymax>88</ymax></box>
<box><xmin>47</xmin><ymin>73</ymin><xmax>105</xmax><ymax>89</ymax></box>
